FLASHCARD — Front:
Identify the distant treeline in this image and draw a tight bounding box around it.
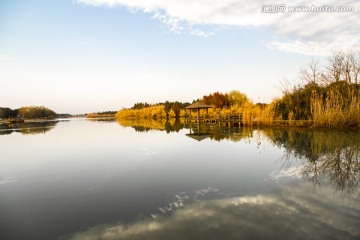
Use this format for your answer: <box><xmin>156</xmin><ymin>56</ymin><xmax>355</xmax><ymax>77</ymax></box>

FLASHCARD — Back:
<box><xmin>0</xmin><ymin>108</ymin><xmax>19</xmax><ymax>118</ymax></box>
<box><xmin>86</xmin><ymin>111</ymin><xmax>117</xmax><ymax>118</ymax></box>
<box><xmin>129</xmin><ymin>91</ymin><xmax>249</xmax><ymax>112</ymax></box>
<box><xmin>116</xmin><ymin>50</ymin><xmax>360</xmax><ymax>129</ymax></box>
<box><xmin>0</xmin><ymin>106</ymin><xmax>56</xmax><ymax>119</ymax></box>
<box><xmin>131</xmin><ymin>101</ymin><xmax>191</xmax><ymax>119</ymax></box>
<box><xmin>116</xmin><ymin>90</ymin><xmax>251</xmax><ymax>120</ymax></box>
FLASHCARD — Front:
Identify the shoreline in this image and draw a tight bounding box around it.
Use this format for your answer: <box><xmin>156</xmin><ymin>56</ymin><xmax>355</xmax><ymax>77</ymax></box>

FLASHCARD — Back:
<box><xmin>1</xmin><ymin>117</ymin><xmax>358</xmax><ymax>130</ymax></box>
<box><xmin>0</xmin><ymin>118</ymin><xmax>69</xmax><ymax>124</ymax></box>
<box><xmin>0</xmin><ymin>116</ymin><xmax>115</xmax><ymax>124</ymax></box>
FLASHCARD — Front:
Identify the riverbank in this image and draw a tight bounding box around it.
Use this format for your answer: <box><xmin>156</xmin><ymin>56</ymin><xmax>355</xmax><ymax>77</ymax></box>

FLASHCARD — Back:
<box><xmin>0</xmin><ymin>118</ymin><xmax>67</xmax><ymax>124</ymax></box>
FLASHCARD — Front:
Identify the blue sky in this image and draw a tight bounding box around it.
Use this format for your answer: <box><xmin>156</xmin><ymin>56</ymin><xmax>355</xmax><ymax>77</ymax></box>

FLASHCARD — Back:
<box><xmin>1</xmin><ymin>0</ymin><xmax>359</xmax><ymax>114</ymax></box>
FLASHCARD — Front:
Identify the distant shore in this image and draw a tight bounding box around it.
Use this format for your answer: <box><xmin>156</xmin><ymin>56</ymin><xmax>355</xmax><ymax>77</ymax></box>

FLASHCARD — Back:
<box><xmin>0</xmin><ymin>118</ymin><xmax>68</xmax><ymax>124</ymax></box>
<box><xmin>0</xmin><ymin>117</ymin><xmax>116</xmax><ymax>124</ymax></box>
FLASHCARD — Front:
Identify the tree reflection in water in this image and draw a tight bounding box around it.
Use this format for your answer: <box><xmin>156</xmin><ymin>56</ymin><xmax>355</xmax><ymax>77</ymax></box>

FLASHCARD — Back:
<box><xmin>117</xmin><ymin>119</ymin><xmax>254</xmax><ymax>142</ymax></box>
<box><xmin>117</xmin><ymin>119</ymin><xmax>360</xmax><ymax>198</ymax></box>
<box><xmin>262</xmin><ymin>128</ymin><xmax>360</xmax><ymax>198</ymax></box>
<box><xmin>0</xmin><ymin>121</ymin><xmax>59</xmax><ymax>135</ymax></box>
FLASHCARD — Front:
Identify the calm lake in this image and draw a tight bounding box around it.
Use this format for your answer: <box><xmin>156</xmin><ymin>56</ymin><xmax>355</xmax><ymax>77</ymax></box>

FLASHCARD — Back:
<box><xmin>1</xmin><ymin>119</ymin><xmax>359</xmax><ymax>240</ymax></box>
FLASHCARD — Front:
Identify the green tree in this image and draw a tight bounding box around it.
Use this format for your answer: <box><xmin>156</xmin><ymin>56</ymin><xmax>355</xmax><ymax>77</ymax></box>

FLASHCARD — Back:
<box><xmin>172</xmin><ymin>101</ymin><xmax>180</xmax><ymax>118</ymax></box>
<box><xmin>0</xmin><ymin>107</ymin><xmax>17</xmax><ymax>118</ymax></box>
<box><xmin>18</xmin><ymin>106</ymin><xmax>56</xmax><ymax>119</ymax></box>
<box><xmin>227</xmin><ymin>90</ymin><xmax>249</xmax><ymax>107</ymax></box>
<box><xmin>164</xmin><ymin>101</ymin><xmax>171</xmax><ymax>119</ymax></box>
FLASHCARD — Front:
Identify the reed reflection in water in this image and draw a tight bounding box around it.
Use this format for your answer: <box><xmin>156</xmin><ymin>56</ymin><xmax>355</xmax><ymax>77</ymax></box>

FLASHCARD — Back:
<box><xmin>118</xmin><ymin>119</ymin><xmax>360</xmax><ymax>198</ymax></box>
<box><xmin>258</xmin><ymin>128</ymin><xmax>360</xmax><ymax>198</ymax></box>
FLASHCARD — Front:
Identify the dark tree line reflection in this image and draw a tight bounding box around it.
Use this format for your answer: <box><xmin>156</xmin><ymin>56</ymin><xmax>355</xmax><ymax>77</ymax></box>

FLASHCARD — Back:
<box><xmin>117</xmin><ymin>119</ymin><xmax>360</xmax><ymax>197</ymax></box>
<box><xmin>0</xmin><ymin>121</ymin><xmax>59</xmax><ymax>135</ymax></box>
<box><xmin>262</xmin><ymin>128</ymin><xmax>360</xmax><ymax>198</ymax></box>
<box><xmin>185</xmin><ymin>124</ymin><xmax>253</xmax><ymax>142</ymax></box>
<box><xmin>117</xmin><ymin>119</ymin><xmax>182</xmax><ymax>133</ymax></box>
<box><xmin>117</xmin><ymin>119</ymin><xmax>253</xmax><ymax>141</ymax></box>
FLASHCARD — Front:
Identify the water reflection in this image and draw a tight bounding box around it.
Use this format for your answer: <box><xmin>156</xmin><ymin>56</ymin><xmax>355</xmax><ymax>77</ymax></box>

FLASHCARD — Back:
<box><xmin>61</xmin><ymin>181</ymin><xmax>360</xmax><ymax>240</ymax></box>
<box><xmin>186</xmin><ymin>123</ymin><xmax>253</xmax><ymax>142</ymax></box>
<box><xmin>2</xmin><ymin>119</ymin><xmax>360</xmax><ymax>240</ymax></box>
<box><xmin>0</xmin><ymin>121</ymin><xmax>59</xmax><ymax>135</ymax></box>
<box><xmin>117</xmin><ymin>119</ymin><xmax>183</xmax><ymax>132</ymax></box>
<box><xmin>263</xmin><ymin>128</ymin><xmax>360</xmax><ymax>198</ymax></box>
<box><xmin>117</xmin><ymin>120</ymin><xmax>360</xmax><ymax>198</ymax></box>
<box><xmin>87</xmin><ymin>118</ymin><xmax>116</xmax><ymax>123</ymax></box>
<box><xmin>117</xmin><ymin>119</ymin><xmax>253</xmax><ymax>141</ymax></box>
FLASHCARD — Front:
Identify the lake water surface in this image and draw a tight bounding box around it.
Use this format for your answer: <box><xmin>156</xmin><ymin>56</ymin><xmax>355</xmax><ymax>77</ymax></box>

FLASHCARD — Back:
<box><xmin>1</xmin><ymin>119</ymin><xmax>359</xmax><ymax>240</ymax></box>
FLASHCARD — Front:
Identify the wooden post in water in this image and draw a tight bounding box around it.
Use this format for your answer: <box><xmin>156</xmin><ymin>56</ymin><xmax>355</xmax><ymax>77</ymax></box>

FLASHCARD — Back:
<box><xmin>188</xmin><ymin>109</ymin><xmax>191</xmax><ymax>123</ymax></box>
<box><xmin>197</xmin><ymin>109</ymin><xmax>200</xmax><ymax>123</ymax></box>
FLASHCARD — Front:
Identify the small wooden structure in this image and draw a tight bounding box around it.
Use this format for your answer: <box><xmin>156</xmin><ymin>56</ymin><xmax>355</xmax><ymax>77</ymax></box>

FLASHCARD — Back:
<box><xmin>185</xmin><ymin>101</ymin><xmax>212</xmax><ymax>123</ymax></box>
<box><xmin>7</xmin><ymin>118</ymin><xmax>25</xmax><ymax>123</ymax></box>
<box><xmin>185</xmin><ymin>102</ymin><xmax>242</xmax><ymax>127</ymax></box>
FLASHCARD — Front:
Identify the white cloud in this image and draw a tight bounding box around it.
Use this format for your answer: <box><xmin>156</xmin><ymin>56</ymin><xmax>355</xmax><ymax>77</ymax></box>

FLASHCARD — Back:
<box><xmin>190</xmin><ymin>27</ymin><xmax>214</xmax><ymax>37</ymax></box>
<box><xmin>152</xmin><ymin>12</ymin><xmax>184</xmax><ymax>33</ymax></box>
<box><xmin>77</xmin><ymin>0</ymin><xmax>360</xmax><ymax>55</ymax></box>
<box><xmin>0</xmin><ymin>54</ymin><xmax>17</xmax><ymax>61</ymax></box>
<box><xmin>270</xmin><ymin>166</ymin><xmax>302</xmax><ymax>180</ymax></box>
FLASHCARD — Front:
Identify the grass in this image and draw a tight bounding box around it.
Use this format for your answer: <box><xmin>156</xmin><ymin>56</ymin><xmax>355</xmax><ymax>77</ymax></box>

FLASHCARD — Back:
<box><xmin>311</xmin><ymin>90</ymin><xmax>360</xmax><ymax>128</ymax></box>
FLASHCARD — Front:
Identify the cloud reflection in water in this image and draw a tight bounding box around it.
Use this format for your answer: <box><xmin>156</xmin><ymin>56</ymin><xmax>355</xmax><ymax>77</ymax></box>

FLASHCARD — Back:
<box><xmin>62</xmin><ymin>182</ymin><xmax>360</xmax><ymax>240</ymax></box>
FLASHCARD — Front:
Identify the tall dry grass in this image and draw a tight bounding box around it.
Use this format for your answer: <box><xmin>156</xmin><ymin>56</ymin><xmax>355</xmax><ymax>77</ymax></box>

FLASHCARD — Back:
<box><xmin>311</xmin><ymin>90</ymin><xmax>360</xmax><ymax>128</ymax></box>
<box><xmin>240</xmin><ymin>102</ymin><xmax>276</xmax><ymax>126</ymax></box>
<box><xmin>116</xmin><ymin>105</ymin><xmax>188</xmax><ymax>120</ymax></box>
<box><xmin>116</xmin><ymin>105</ymin><xmax>166</xmax><ymax>120</ymax></box>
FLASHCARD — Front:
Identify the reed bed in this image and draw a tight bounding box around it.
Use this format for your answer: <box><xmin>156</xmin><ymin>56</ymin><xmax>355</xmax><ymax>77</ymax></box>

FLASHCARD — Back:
<box><xmin>115</xmin><ymin>89</ymin><xmax>359</xmax><ymax>129</ymax></box>
<box><xmin>311</xmin><ymin>90</ymin><xmax>360</xmax><ymax>128</ymax></box>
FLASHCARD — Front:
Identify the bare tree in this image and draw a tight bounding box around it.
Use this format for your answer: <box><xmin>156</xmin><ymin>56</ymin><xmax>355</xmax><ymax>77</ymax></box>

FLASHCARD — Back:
<box><xmin>350</xmin><ymin>51</ymin><xmax>360</xmax><ymax>85</ymax></box>
<box><xmin>324</xmin><ymin>51</ymin><xmax>345</xmax><ymax>84</ymax></box>
<box><xmin>342</xmin><ymin>52</ymin><xmax>354</xmax><ymax>84</ymax></box>
<box><xmin>278</xmin><ymin>76</ymin><xmax>293</xmax><ymax>95</ymax></box>
<box><xmin>300</xmin><ymin>58</ymin><xmax>321</xmax><ymax>86</ymax></box>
